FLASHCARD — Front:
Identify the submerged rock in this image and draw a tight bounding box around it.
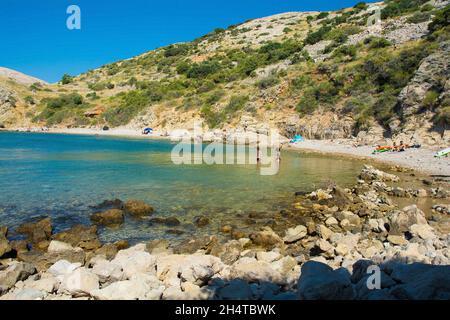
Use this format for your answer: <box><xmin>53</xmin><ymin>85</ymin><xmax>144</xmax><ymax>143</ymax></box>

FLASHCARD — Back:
<box><xmin>193</xmin><ymin>216</ymin><xmax>210</xmax><ymax>227</ymax></box>
<box><xmin>90</xmin><ymin>199</ymin><xmax>123</xmax><ymax>210</ymax></box>
<box><xmin>122</xmin><ymin>200</ymin><xmax>154</xmax><ymax>217</ymax></box>
<box><xmin>149</xmin><ymin>216</ymin><xmax>181</xmax><ymax>227</ymax></box>
<box><xmin>90</xmin><ymin>209</ymin><xmax>124</xmax><ymax>226</ymax></box>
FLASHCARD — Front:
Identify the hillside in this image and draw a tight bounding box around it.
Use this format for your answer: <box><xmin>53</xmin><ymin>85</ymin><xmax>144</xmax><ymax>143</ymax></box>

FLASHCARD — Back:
<box><xmin>1</xmin><ymin>0</ymin><xmax>449</xmax><ymax>147</ymax></box>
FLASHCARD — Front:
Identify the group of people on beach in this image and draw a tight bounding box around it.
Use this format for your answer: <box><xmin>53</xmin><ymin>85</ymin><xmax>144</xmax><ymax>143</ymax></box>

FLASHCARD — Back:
<box><xmin>373</xmin><ymin>140</ymin><xmax>421</xmax><ymax>154</ymax></box>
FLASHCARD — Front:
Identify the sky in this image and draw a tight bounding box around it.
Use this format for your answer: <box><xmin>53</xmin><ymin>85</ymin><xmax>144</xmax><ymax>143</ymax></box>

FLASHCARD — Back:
<box><xmin>0</xmin><ymin>0</ymin><xmax>370</xmax><ymax>83</ymax></box>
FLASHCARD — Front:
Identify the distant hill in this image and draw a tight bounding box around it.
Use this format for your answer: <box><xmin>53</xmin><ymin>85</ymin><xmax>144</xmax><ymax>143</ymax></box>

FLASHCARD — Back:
<box><xmin>0</xmin><ymin>67</ymin><xmax>47</xmax><ymax>85</ymax></box>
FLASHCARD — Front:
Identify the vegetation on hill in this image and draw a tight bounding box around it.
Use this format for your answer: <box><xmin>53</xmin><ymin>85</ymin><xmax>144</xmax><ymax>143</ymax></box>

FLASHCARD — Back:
<box><xmin>1</xmin><ymin>1</ymin><xmax>448</xmax><ymax>142</ymax></box>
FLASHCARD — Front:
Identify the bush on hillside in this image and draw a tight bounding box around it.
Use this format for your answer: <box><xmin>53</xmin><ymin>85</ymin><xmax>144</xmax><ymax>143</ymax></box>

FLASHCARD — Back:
<box><xmin>60</xmin><ymin>74</ymin><xmax>74</xmax><ymax>85</ymax></box>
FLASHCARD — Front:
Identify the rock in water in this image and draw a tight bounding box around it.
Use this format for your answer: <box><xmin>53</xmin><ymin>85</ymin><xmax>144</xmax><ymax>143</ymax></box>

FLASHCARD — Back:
<box><xmin>16</xmin><ymin>217</ymin><xmax>52</xmax><ymax>244</ymax></box>
<box><xmin>0</xmin><ymin>226</ymin><xmax>11</xmax><ymax>258</ymax></box>
<box><xmin>193</xmin><ymin>216</ymin><xmax>210</xmax><ymax>227</ymax></box>
<box><xmin>53</xmin><ymin>225</ymin><xmax>101</xmax><ymax>251</ymax></box>
<box><xmin>122</xmin><ymin>200</ymin><xmax>154</xmax><ymax>217</ymax></box>
<box><xmin>90</xmin><ymin>209</ymin><xmax>125</xmax><ymax>226</ymax></box>
<box><xmin>297</xmin><ymin>261</ymin><xmax>354</xmax><ymax>300</ymax></box>
<box><xmin>359</xmin><ymin>165</ymin><xmax>399</xmax><ymax>182</ymax></box>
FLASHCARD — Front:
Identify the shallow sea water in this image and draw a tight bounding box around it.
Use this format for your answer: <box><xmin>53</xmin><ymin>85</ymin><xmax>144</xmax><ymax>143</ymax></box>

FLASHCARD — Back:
<box><xmin>0</xmin><ymin>132</ymin><xmax>368</xmax><ymax>243</ymax></box>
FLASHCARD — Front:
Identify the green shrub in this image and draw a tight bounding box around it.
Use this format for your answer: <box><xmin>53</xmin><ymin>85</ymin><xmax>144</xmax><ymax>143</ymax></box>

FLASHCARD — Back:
<box><xmin>290</xmin><ymin>50</ymin><xmax>312</xmax><ymax>64</ymax></box>
<box><xmin>106</xmin><ymin>64</ymin><xmax>120</xmax><ymax>76</ymax></box>
<box><xmin>428</xmin><ymin>5</ymin><xmax>450</xmax><ymax>33</ymax></box>
<box><xmin>423</xmin><ymin>90</ymin><xmax>440</xmax><ymax>109</ymax></box>
<box><xmin>290</xmin><ymin>75</ymin><xmax>313</xmax><ymax>91</ymax></box>
<box><xmin>35</xmin><ymin>93</ymin><xmax>90</xmax><ymax>125</ymax></box>
<box><xmin>186</xmin><ymin>61</ymin><xmax>221</xmax><ymax>78</ymax></box>
<box><xmin>316</xmin><ymin>12</ymin><xmax>330</xmax><ymax>20</ymax></box>
<box><xmin>433</xmin><ymin>106</ymin><xmax>450</xmax><ymax>126</ymax></box>
<box><xmin>258</xmin><ymin>40</ymin><xmax>303</xmax><ymax>63</ymax></box>
<box><xmin>333</xmin><ymin>45</ymin><xmax>357</xmax><ymax>60</ymax></box>
<box><xmin>364</xmin><ymin>36</ymin><xmax>392</xmax><ymax>48</ymax></box>
<box><xmin>103</xmin><ymin>90</ymin><xmax>150</xmax><ymax>126</ymax></box>
<box><xmin>164</xmin><ymin>43</ymin><xmax>190</xmax><ymax>57</ymax></box>
<box><xmin>407</xmin><ymin>11</ymin><xmax>431</xmax><ymax>23</ymax></box>
<box><xmin>24</xmin><ymin>96</ymin><xmax>35</xmax><ymax>105</ymax></box>
<box><xmin>225</xmin><ymin>95</ymin><xmax>249</xmax><ymax>114</ymax></box>
<box><xmin>304</xmin><ymin>26</ymin><xmax>332</xmax><ymax>45</ymax></box>
<box><xmin>60</xmin><ymin>74</ymin><xmax>74</xmax><ymax>85</ymax></box>
<box><xmin>257</xmin><ymin>74</ymin><xmax>280</xmax><ymax>89</ymax></box>
<box><xmin>381</xmin><ymin>0</ymin><xmax>429</xmax><ymax>19</ymax></box>
<box><xmin>354</xmin><ymin>2</ymin><xmax>368</xmax><ymax>10</ymax></box>
<box><xmin>296</xmin><ymin>89</ymin><xmax>318</xmax><ymax>115</ymax></box>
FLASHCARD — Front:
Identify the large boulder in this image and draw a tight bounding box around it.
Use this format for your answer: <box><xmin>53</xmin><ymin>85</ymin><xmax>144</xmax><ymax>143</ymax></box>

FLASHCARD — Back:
<box><xmin>210</xmin><ymin>240</ymin><xmax>242</xmax><ymax>265</ymax></box>
<box><xmin>156</xmin><ymin>254</ymin><xmax>224</xmax><ymax>287</ymax></box>
<box><xmin>91</xmin><ymin>276</ymin><xmax>163</xmax><ymax>300</ymax></box>
<box><xmin>47</xmin><ymin>240</ymin><xmax>74</xmax><ymax>253</ymax></box>
<box><xmin>52</xmin><ymin>225</ymin><xmax>101</xmax><ymax>251</ymax></box>
<box><xmin>59</xmin><ymin>267</ymin><xmax>99</xmax><ymax>297</ymax></box>
<box><xmin>389</xmin><ymin>263</ymin><xmax>450</xmax><ymax>299</ymax></box>
<box><xmin>359</xmin><ymin>165</ymin><xmax>399</xmax><ymax>182</ymax></box>
<box><xmin>249</xmin><ymin>227</ymin><xmax>283</xmax><ymax>250</ymax></box>
<box><xmin>16</xmin><ymin>217</ymin><xmax>52</xmax><ymax>244</ymax></box>
<box><xmin>174</xmin><ymin>236</ymin><xmax>218</xmax><ymax>254</ymax></box>
<box><xmin>90</xmin><ymin>209</ymin><xmax>124</xmax><ymax>226</ymax></box>
<box><xmin>0</xmin><ymin>262</ymin><xmax>36</xmax><ymax>293</ymax></box>
<box><xmin>297</xmin><ymin>261</ymin><xmax>354</xmax><ymax>300</ymax></box>
<box><xmin>48</xmin><ymin>260</ymin><xmax>81</xmax><ymax>278</ymax></box>
<box><xmin>283</xmin><ymin>225</ymin><xmax>307</xmax><ymax>243</ymax></box>
<box><xmin>111</xmin><ymin>244</ymin><xmax>156</xmax><ymax>279</ymax></box>
<box><xmin>216</xmin><ymin>279</ymin><xmax>252</xmax><ymax>300</ymax></box>
<box><xmin>388</xmin><ymin>205</ymin><xmax>428</xmax><ymax>234</ymax></box>
<box><xmin>91</xmin><ymin>258</ymin><xmax>123</xmax><ymax>283</ymax></box>
<box><xmin>18</xmin><ymin>248</ymin><xmax>85</xmax><ymax>272</ymax></box>
<box><xmin>228</xmin><ymin>257</ymin><xmax>283</xmax><ymax>284</ymax></box>
<box><xmin>0</xmin><ymin>226</ymin><xmax>11</xmax><ymax>257</ymax></box>
<box><xmin>122</xmin><ymin>200</ymin><xmax>154</xmax><ymax>217</ymax></box>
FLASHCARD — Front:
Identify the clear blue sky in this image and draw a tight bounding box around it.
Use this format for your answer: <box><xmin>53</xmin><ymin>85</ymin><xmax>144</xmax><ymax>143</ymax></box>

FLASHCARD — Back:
<box><xmin>0</xmin><ymin>0</ymin><xmax>369</xmax><ymax>83</ymax></box>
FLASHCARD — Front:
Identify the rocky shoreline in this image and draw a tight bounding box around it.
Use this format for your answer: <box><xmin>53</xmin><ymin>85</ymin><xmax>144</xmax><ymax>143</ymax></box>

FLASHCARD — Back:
<box><xmin>1</xmin><ymin>165</ymin><xmax>449</xmax><ymax>300</ymax></box>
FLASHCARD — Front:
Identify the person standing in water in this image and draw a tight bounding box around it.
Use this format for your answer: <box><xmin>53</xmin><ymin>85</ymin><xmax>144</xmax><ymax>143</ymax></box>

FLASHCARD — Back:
<box><xmin>256</xmin><ymin>130</ymin><xmax>261</xmax><ymax>164</ymax></box>
<box><xmin>276</xmin><ymin>144</ymin><xmax>282</xmax><ymax>162</ymax></box>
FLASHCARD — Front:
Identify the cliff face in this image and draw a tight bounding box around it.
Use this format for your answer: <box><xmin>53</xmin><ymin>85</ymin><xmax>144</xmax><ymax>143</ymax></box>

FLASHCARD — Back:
<box><xmin>1</xmin><ymin>1</ymin><xmax>449</xmax><ymax>147</ymax></box>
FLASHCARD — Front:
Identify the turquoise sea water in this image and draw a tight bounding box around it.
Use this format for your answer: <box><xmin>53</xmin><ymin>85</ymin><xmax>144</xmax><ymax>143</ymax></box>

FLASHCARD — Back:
<box><xmin>0</xmin><ymin>132</ymin><xmax>365</xmax><ymax>243</ymax></box>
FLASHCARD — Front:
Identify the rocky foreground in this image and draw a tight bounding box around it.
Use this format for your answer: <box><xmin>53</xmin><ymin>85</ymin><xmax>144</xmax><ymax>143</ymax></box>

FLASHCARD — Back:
<box><xmin>1</xmin><ymin>165</ymin><xmax>449</xmax><ymax>300</ymax></box>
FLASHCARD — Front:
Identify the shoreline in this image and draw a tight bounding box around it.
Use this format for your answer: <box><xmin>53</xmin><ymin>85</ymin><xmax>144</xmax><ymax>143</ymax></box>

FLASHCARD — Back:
<box><xmin>2</xmin><ymin>127</ymin><xmax>449</xmax><ymax>176</ymax></box>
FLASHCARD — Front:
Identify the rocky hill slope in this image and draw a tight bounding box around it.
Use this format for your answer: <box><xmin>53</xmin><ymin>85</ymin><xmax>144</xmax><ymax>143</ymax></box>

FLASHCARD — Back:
<box><xmin>1</xmin><ymin>0</ymin><xmax>449</xmax><ymax>146</ymax></box>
